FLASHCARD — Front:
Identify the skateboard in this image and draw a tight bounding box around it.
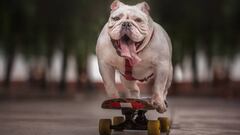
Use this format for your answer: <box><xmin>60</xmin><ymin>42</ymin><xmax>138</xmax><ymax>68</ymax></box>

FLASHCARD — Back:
<box><xmin>99</xmin><ymin>98</ymin><xmax>171</xmax><ymax>135</ymax></box>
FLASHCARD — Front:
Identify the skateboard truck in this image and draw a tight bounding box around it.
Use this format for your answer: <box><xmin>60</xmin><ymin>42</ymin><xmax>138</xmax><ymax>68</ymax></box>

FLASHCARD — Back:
<box><xmin>135</xmin><ymin>110</ymin><xmax>148</xmax><ymax>125</ymax></box>
<box><xmin>111</xmin><ymin>108</ymin><xmax>148</xmax><ymax>130</ymax></box>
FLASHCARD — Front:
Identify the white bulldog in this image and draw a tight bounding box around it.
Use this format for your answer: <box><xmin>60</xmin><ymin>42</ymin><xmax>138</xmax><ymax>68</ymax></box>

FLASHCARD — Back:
<box><xmin>96</xmin><ymin>0</ymin><xmax>172</xmax><ymax>113</ymax></box>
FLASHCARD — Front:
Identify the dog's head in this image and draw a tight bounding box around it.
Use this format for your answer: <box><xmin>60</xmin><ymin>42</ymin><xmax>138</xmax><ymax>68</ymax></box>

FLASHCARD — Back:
<box><xmin>108</xmin><ymin>0</ymin><xmax>154</xmax><ymax>65</ymax></box>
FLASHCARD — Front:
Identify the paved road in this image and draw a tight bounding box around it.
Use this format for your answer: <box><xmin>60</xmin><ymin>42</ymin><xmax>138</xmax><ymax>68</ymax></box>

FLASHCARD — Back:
<box><xmin>0</xmin><ymin>95</ymin><xmax>240</xmax><ymax>135</ymax></box>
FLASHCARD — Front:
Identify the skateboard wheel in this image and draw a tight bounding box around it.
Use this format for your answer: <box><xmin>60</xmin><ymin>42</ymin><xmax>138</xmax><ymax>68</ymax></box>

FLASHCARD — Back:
<box><xmin>113</xmin><ymin>116</ymin><xmax>124</xmax><ymax>131</ymax></box>
<box><xmin>99</xmin><ymin>119</ymin><xmax>112</xmax><ymax>135</ymax></box>
<box><xmin>147</xmin><ymin>120</ymin><xmax>160</xmax><ymax>135</ymax></box>
<box><xmin>113</xmin><ymin>116</ymin><xmax>124</xmax><ymax>125</ymax></box>
<box><xmin>158</xmin><ymin>117</ymin><xmax>170</xmax><ymax>132</ymax></box>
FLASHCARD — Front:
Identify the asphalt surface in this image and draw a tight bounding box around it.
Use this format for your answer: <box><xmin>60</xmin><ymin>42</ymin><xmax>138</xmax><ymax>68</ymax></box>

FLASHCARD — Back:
<box><xmin>0</xmin><ymin>95</ymin><xmax>240</xmax><ymax>135</ymax></box>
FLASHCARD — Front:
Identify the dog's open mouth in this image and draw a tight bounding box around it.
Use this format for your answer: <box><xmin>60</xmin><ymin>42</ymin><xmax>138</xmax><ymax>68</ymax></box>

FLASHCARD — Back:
<box><xmin>112</xmin><ymin>35</ymin><xmax>143</xmax><ymax>66</ymax></box>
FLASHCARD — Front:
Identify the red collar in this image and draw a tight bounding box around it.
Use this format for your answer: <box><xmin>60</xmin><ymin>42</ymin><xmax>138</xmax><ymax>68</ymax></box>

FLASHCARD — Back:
<box><xmin>136</xmin><ymin>30</ymin><xmax>154</xmax><ymax>53</ymax></box>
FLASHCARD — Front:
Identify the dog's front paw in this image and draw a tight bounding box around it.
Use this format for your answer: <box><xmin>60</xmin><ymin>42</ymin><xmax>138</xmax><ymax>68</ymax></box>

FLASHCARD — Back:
<box><xmin>151</xmin><ymin>95</ymin><xmax>167</xmax><ymax>113</ymax></box>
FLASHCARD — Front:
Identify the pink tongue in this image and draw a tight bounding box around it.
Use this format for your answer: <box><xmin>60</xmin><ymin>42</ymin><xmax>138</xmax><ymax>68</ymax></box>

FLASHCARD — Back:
<box><xmin>119</xmin><ymin>40</ymin><xmax>141</xmax><ymax>66</ymax></box>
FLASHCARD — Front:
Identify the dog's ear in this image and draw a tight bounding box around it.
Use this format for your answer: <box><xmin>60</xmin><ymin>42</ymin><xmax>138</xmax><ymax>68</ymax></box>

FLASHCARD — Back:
<box><xmin>110</xmin><ymin>0</ymin><xmax>123</xmax><ymax>11</ymax></box>
<box><xmin>136</xmin><ymin>1</ymin><xmax>150</xmax><ymax>14</ymax></box>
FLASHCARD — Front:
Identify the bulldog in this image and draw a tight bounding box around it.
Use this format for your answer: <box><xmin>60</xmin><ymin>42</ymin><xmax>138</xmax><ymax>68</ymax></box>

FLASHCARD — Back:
<box><xmin>96</xmin><ymin>0</ymin><xmax>172</xmax><ymax>113</ymax></box>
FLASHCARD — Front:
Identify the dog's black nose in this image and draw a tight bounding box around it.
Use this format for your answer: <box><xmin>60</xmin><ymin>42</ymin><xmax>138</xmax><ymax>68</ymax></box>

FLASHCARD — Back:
<box><xmin>122</xmin><ymin>22</ymin><xmax>131</xmax><ymax>28</ymax></box>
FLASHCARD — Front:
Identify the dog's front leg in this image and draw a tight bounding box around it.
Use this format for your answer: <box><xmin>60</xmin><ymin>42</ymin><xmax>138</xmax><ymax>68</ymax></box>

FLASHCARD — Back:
<box><xmin>120</xmin><ymin>75</ymin><xmax>140</xmax><ymax>98</ymax></box>
<box><xmin>151</xmin><ymin>61</ymin><xmax>170</xmax><ymax>113</ymax></box>
<box><xmin>98</xmin><ymin>61</ymin><xmax>119</xmax><ymax>98</ymax></box>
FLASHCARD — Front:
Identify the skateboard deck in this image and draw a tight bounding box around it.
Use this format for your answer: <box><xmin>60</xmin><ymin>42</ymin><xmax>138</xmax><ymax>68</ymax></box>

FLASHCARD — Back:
<box><xmin>101</xmin><ymin>98</ymin><xmax>155</xmax><ymax>110</ymax></box>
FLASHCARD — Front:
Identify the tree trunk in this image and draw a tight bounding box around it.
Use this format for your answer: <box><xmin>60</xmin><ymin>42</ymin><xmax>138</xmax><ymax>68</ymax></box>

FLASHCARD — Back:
<box><xmin>191</xmin><ymin>47</ymin><xmax>199</xmax><ymax>88</ymax></box>
<box><xmin>59</xmin><ymin>47</ymin><xmax>68</xmax><ymax>94</ymax></box>
<box><xmin>4</xmin><ymin>45</ymin><xmax>16</xmax><ymax>89</ymax></box>
<box><xmin>44</xmin><ymin>41</ymin><xmax>55</xmax><ymax>90</ymax></box>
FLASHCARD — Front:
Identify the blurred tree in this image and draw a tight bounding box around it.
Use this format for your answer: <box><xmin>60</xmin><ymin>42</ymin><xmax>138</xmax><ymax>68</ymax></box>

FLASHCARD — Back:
<box><xmin>154</xmin><ymin>0</ymin><xmax>240</xmax><ymax>85</ymax></box>
<box><xmin>0</xmin><ymin>0</ymin><xmax>26</xmax><ymax>88</ymax></box>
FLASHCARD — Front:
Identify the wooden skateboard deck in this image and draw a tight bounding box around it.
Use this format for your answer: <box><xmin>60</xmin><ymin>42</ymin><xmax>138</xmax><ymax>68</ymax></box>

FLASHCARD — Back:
<box><xmin>101</xmin><ymin>98</ymin><xmax>155</xmax><ymax>110</ymax></box>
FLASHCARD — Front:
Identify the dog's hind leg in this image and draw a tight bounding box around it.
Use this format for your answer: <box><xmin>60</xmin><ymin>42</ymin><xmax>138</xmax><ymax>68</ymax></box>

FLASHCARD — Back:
<box><xmin>164</xmin><ymin>65</ymin><xmax>173</xmax><ymax>100</ymax></box>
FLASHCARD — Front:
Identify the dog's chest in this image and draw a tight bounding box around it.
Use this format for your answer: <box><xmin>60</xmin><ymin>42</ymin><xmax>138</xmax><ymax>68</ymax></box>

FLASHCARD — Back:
<box><xmin>110</xmin><ymin>56</ymin><xmax>154</xmax><ymax>80</ymax></box>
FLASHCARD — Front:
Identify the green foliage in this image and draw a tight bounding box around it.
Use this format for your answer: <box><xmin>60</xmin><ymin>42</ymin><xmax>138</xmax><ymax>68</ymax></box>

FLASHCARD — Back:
<box><xmin>0</xmin><ymin>0</ymin><xmax>239</xmax><ymax>69</ymax></box>
<box><xmin>154</xmin><ymin>0</ymin><xmax>239</xmax><ymax>65</ymax></box>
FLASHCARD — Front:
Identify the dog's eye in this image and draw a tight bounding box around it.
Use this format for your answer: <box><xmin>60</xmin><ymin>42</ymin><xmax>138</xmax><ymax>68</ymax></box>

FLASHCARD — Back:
<box><xmin>112</xmin><ymin>16</ymin><xmax>120</xmax><ymax>21</ymax></box>
<box><xmin>135</xmin><ymin>18</ymin><xmax>142</xmax><ymax>23</ymax></box>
